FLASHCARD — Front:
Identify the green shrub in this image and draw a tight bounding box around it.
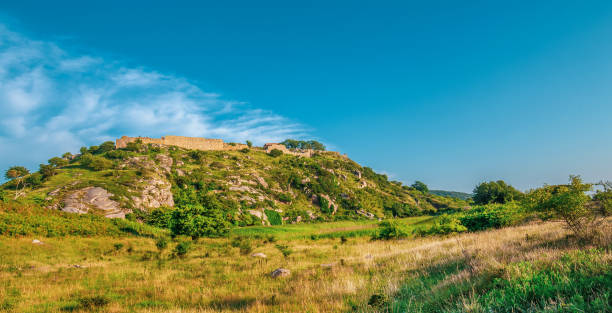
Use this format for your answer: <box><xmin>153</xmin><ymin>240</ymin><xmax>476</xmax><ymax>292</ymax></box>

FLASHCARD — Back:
<box><xmin>265</xmin><ymin>209</ymin><xmax>282</xmax><ymax>225</ymax></box>
<box><xmin>25</xmin><ymin>173</ymin><xmax>43</xmax><ymax>188</ymax></box>
<box><xmin>147</xmin><ymin>207</ymin><xmax>173</xmax><ymax>228</ymax></box>
<box><xmin>174</xmin><ymin>241</ymin><xmax>192</xmax><ymax>257</ymax></box>
<box><xmin>77</xmin><ymin>295</ymin><xmax>110</xmax><ymax>309</ymax></box>
<box><xmin>459</xmin><ymin>203</ymin><xmax>522</xmax><ymax>231</ymax></box>
<box><xmin>275</xmin><ymin>244</ymin><xmax>293</xmax><ymax>258</ymax></box>
<box><xmin>414</xmin><ymin>214</ymin><xmax>467</xmax><ymax>236</ymax></box>
<box><xmin>155</xmin><ymin>237</ymin><xmax>168</xmax><ymax>251</ymax></box>
<box><xmin>372</xmin><ymin>220</ymin><xmax>410</xmax><ymax>240</ymax></box>
<box><xmin>170</xmin><ymin>204</ymin><xmax>231</xmax><ymax>239</ymax></box>
<box><xmin>48</xmin><ymin>157</ymin><xmax>68</xmax><ymax>168</ymax></box>
<box><xmin>80</xmin><ymin>154</ymin><xmax>114</xmax><ymax>171</ymax></box>
<box><xmin>269</xmin><ymin>149</ymin><xmax>283</xmax><ymax>157</ymax></box>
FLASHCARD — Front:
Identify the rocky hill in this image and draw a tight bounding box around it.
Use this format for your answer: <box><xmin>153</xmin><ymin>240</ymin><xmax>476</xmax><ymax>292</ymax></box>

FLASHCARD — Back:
<box><xmin>1</xmin><ymin>139</ymin><xmax>467</xmax><ymax>226</ymax></box>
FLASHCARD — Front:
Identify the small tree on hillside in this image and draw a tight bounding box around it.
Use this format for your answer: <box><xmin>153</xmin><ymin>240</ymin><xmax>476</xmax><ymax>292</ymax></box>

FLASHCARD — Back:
<box><xmin>246</xmin><ymin>140</ymin><xmax>253</xmax><ymax>148</ymax></box>
<box><xmin>526</xmin><ymin>175</ymin><xmax>609</xmax><ymax>241</ymax></box>
<box><xmin>4</xmin><ymin>166</ymin><xmax>30</xmax><ymax>199</ymax></box>
<box><xmin>48</xmin><ymin>157</ymin><xmax>68</xmax><ymax>168</ymax></box>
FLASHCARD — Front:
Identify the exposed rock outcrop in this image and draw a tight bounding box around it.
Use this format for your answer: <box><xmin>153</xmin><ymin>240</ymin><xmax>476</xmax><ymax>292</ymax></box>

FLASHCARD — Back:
<box><xmin>62</xmin><ymin>187</ymin><xmax>125</xmax><ymax>218</ymax></box>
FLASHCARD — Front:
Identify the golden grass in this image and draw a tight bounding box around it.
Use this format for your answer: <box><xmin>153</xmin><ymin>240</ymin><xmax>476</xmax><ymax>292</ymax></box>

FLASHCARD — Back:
<box><xmin>0</xmin><ymin>220</ymin><xmax>609</xmax><ymax>313</ymax></box>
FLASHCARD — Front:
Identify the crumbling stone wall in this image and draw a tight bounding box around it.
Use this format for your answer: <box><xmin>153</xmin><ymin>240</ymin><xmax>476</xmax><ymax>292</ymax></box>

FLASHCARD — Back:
<box><xmin>115</xmin><ymin>135</ymin><xmax>330</xmax><ymax>157</ymax></box>
<box><xmin>116</xmin><ymin>135</ymin><xmax>248</xmax><ymax>152</ymax></box>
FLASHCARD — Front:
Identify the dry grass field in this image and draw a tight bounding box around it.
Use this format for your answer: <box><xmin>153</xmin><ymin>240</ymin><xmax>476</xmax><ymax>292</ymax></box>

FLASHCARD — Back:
<box><xmin>1</xmin><ymin>219</ymin><xmax>609</xmax><ymax>313</ymax></box>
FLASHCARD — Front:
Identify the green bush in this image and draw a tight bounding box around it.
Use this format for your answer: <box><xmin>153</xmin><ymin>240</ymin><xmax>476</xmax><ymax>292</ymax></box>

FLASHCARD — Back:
<box><xmin>147</xmin><ymin>207</ymin><xmax>173</xmax><ymax>228</ymax></box>
<box><xmin>265</xmin><ymin>209</ymin><xmax>282</xmax><ymax>225</ymax></box>
<box><xmin>414</xmin><ymin>215</ymin><xmax>467</xmax><ymax>236</ymax></box>
<box><xmin>170</xmin><ymin>204</ymin><xmax>231</xmax><ymax>239</ymax></box>
<box><xmin>269</xmin><ymin>149</ymin><xmax>283</xmax><ymax>157</ymax></box>
<box><xmin>80</xmin><ymin>154</ymin><xmax>114</xmax><ymax>171</ymax></box>
<box><xmin>459</xmin><ymin>203</ymin><xmax>523</xmax><ymax>231</ymax></box>
<box><xmin>174</xmin><ymin>241</ymin><xmax>192</xmax><ymax>257</ymax></box>
<box><xmin>372</xmin><ymin>220</ymin><xmax>410</xmax><ymax>240</ymax></box>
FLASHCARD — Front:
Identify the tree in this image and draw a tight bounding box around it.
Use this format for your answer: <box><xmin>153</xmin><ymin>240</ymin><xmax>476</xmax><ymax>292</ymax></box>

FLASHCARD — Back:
<box><xmin>4</xmin><ymin>166</ymin><xmax>30</xmax><ymax>199</ymax></box>
<box><xmin>79</xmin><ymin>147</ymin><xmax>88</xmax><ymax>154</ymax></box>
<box><xmin>62</xmin><ymin>152</ymin><xmax>73</xmax><ymax>159</ymax></box>
<box><xmin>48</xmin><ymin>157</ymin><xmax>68</xmax><ymax>168</ymax></box>
<box><xmin>473</xmin><ymin>180</ymin><xmax>522</xmax><ymax>205</ymax></box>
<box><xmin>96</xmin><ymin>141</ymin><xmax>116</xmax><ymax>154</ymax></box>
<box><xmin>280</xmin><ymin>139</ymin><xmax>326</xmax><ymax>151</ymax></box>
<box><xmin>411</xmin><ymin>181</ymin><xmax>429</xmax><ymax>193</ymax></box>
<box><xmin>246</xmin><ymin>140</ymin><xmax>253</xmax><ymax>148</ymax></box>
<box><xmin>526</xmin><ymin>175</ymin><xmax>608</xmax><ymax>241</ymax></box>
<box><xmin>170</xmin><ymin>197</ymin><xmax>231</xmax><ymax>239</ymax></box>
<box><xmin>39</xmin><ymin>164</ymin><xmax>57</xmax><ymax>179</ymax></box>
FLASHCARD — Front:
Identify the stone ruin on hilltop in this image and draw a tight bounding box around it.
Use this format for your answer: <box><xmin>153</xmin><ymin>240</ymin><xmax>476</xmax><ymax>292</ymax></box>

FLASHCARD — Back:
<box><xmin>115</xmin><ymin>135</ymin><xmax>339</xmax><ymax>157</ymax></box>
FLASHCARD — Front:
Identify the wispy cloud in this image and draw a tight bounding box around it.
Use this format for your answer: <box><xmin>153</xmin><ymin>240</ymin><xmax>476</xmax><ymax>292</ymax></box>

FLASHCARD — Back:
<box><xmin>0</xmin><ymin>24</ymin><xmax>306</xmax><ymax>172</ymax></box>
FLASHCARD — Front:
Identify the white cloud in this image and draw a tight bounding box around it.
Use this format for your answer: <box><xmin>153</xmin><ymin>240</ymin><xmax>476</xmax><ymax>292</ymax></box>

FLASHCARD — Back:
<box><xmin>0</xmin><ymin>24</ymin><xmax>307</xmax><ymax>173</ymax></box>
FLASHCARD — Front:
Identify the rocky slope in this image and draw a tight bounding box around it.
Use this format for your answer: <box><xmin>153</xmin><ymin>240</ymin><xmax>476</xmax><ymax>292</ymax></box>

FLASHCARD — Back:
<box><xmin>2</xmin><ymin>141</ymin><xmax>467</xmax><ymax>225</ymax></box>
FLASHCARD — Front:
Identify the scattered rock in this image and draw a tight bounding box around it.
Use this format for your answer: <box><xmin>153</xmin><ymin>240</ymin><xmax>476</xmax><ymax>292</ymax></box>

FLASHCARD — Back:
<box><xmin>71</xmin><ymin>264</ymin><xmax>86</xmax><ymax>268</ymax></box>
<box><xmin>32</xmin><ymin>239</ymin><xmax>43</xmax><ymax>245</ymax></box>
<box><xmin>253</xmin><ymin>175</ymin><xmax>268</xmax><ymax>188</ymax></box>
<box><xmin>356</xmin><ymin>210</ymin><xmax>375</xmax><ymax>219</ymax></box>
<box><xmin>358</xmin><ymin>180</ymin><xmax>368</xmax><ymax>189</ymax></box>
<box><xmin>364</xmin><ymin>254</ymin><xmax>373</xmax><ymax>259</ymax></box>
<box><xmin>353</xmin><ymin>170</ymin><xmax>362</xmax><ymax>179</ymax></box>
<box><xmin>320</xmin><ymin>263</ymin><xmax>335</xmax><ymax>268</ymax></box>
<box><xmin>270</xmin><ymin>268</ymin><xmax>290</xmax><ymax>278</ymax></box>
<box><xmin>251</xmin><ymin>253</ymin><xmax>267</xmax><ymax>258</ymax></box>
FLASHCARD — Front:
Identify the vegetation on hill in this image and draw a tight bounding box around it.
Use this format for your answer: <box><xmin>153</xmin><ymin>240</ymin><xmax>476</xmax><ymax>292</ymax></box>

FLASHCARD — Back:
<box><xmin>1</xmin><ymin>140</ymin><xmax>468</xmax><ymax>235</ymax></box>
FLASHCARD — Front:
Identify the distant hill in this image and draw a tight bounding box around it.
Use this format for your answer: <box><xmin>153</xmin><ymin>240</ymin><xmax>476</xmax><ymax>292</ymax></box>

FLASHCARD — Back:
<box><xmin>429</xmin><ymin>190</ymin><xmax>472</xmax><ymax>200</ymax></box>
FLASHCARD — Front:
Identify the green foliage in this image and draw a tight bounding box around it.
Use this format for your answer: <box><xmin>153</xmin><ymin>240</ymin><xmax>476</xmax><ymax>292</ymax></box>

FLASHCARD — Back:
<box><xmin>281</xmin><ymin>139</ymin><xmax>326</xmax><ymax>151</ymax></box>
<box><xmin>472</xmin><ymin>249</ymin><xmax>611</xmax><ymax>313</ymax></box>
<box><xmin>147</xmin><ymin>207</ymin><xmax>173</xmax><ymax>228</ymax></box>
<box><xmin>265</xmin><ymin>209</ymin><xmax>283</xmax><ymax>225</ymax></box>
<box><xmin>38</xmin><ymin>164</ymin><xmax>57</xmax><ymax>179</ymax></box>
<box><xmin>526</xmin><ymin>175</ymin><xmax>605</xmax><ymax>240</ymax></box>
<box><xmin>473</xmin><ymin>180</ymin><xmax>523</xmax><ymax>204</ymax></box>
<box><xmin>96</xmin><ymin>141</ymin><xmax>116</xmax><ymax>154</ymax></box>
<box><xmin>79</xmin><ymin>146</ymin><xmax>88</xmax><ymax>154</ymax></box>
<box><xmin>372</xmin><ymin>220</ymin><xmax>410</xmax><ymax>240</ymax></box>
<box><xmin>48</xmin><ymin>157</ymin><xmax>68</xmax><ymax>168</ymax></box>
<box><xmin>0</xmin><ymin>203</ymin><xmax>165</xmax><ymax>238</ymax></box>
<box><xmin>104</xmin><ymin>149</ymin><xmax>131</xmax><ymax>160</ymax></box>
<box><xmin>269</xmin><ymin>149</ymin><xmax>283</xmax><ymax>157</ymax></box>
<box><xmin>62</xmin><ymin>152</ymin><xmax>73</xmax><ymax>159</ymax></box>
<box><xmin>275</xmin><ymin>244</ymin><xmax>293</xmax><ymax>258</ymax></box>
<box><xmin>246</xmin><ymin>140</ymin><xmax>252</xmax><ymax>148</ymax></box>
<box><xmin>414</xmin><ymin>214</ymin><xmax>467</xmax><ymax>236</ymax></box>
<box><xmin>174</xmin><ymin>241</ymin><xmax>192</xmax><ymax>257</ymax></box>
<box><xmin>24</xmin><ymin>173</ymin><xmax>43</xmax><ymax>188</ymax></box>
<box><xmin>76</xmin><ymin>295</ymin><xmax>110</xmax><ymax>310</ymax></box>
<box><xmin>411</xmin><ymin>181</ymin><xmax>429</xmax><ymax>193</ymax></box>
<box><xmin>80</xmin><ymin>154</ymin><xmax>114</xmax><ymax>171</ymax></box>
<box><xmin>155</xmin><ymin>237</ymin><xmax>168</xmax><ymax>251</ymax></box>
<box><xmin>170</xmin><ymin>203</ymin><xmax>231</xmax><ymax>239</ymax></box>
<box><xmin>459</xmin><ymin>203</ymin><xmax>523</xmax><ymax>231</ymax></box>
<box><xmin>5</xmin><ymin>166</ymin><xmax>29</xmax><ymax>180</ymax></box>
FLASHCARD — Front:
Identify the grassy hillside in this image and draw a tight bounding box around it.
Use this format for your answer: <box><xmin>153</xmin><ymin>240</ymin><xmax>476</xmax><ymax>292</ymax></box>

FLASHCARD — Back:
<box><xmin>1</xmin><ymin>141</ymin><xmax>467</xmax><ymax>227</ymax></box>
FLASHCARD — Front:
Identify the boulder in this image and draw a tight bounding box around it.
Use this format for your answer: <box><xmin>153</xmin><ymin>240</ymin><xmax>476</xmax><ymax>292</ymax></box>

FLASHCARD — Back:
<box><xmin>32</xmin><ymin>239</ymin><xmax>43</xmax><ymax>245</ymax></box>
<box><xmin>251</xmin><ymin>253</ymin><xmax>267</xmax><ymax>258</ymax></box>
<box><xmin>270</xmin><ymin>268</ymin><xmax>290</xmax><ymax>278</ymax></box>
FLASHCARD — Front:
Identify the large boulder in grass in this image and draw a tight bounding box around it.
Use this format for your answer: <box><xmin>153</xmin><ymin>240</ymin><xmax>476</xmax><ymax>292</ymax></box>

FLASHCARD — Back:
<box><xmin>270</xmin><ymin>268</ymin><xmax>290</xmax><ymax>278</ymax></box>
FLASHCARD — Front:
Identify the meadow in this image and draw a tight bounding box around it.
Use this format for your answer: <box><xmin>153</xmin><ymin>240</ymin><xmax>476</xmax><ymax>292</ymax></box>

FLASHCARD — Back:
<box><xmin>1</xmin><ymin>215</ymin><xmax>609</xmax><ymax>313</ymax></box>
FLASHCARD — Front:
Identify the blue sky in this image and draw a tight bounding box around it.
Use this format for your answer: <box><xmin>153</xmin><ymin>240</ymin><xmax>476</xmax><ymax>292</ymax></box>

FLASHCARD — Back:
<box><xmin>1</xmin><ymin>1</ymin><xmax>612</xmax><ymax>192</ymax></box>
